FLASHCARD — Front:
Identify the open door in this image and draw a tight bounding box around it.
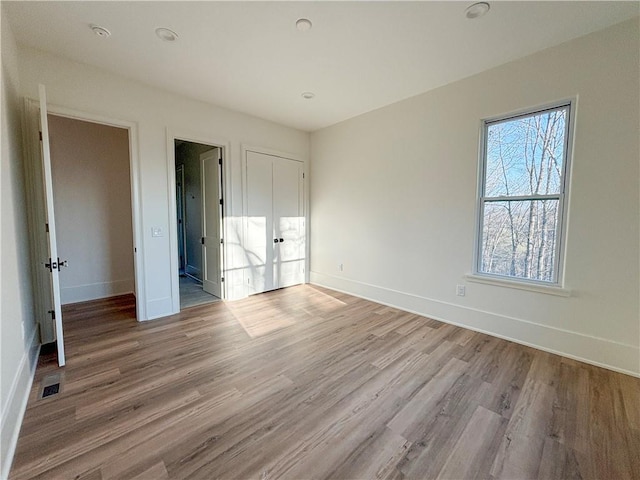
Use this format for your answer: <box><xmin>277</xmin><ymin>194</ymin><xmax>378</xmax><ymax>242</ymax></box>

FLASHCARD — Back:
<box><xmin>38</xmin><ymin>84</ymin><xmax>67</xmax><ymax>366</ymax></box>
<box><xmin>200</xmin><ymin>148</ymin><xmax>222</xmax><ymax>297</ymax></box>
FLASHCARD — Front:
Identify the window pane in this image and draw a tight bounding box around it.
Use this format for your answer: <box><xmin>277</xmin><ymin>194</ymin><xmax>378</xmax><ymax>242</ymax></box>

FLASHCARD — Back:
<box><xmin>481</xmin><ymin>200</ymin><xmax>559</xmax><ymax>282</ymax></box>
<box><xmin>485</xmin><ymin>108</ymin><xmax>567</xmax><ymax>198</ymax></box>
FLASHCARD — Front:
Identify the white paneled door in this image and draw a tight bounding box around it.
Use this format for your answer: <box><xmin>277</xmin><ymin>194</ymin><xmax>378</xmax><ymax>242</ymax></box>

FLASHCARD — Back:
<box><xmin>246</xmin><ymin>151</ymin><xmax>274</xmax><ymax>293</ymax></box>
<box><xmin>246</xmin><ymin>151</ymin><xmax>304</xmax><ymax>294</ymax></box>
<box><xmin>38</xmin><ymin>84</ymin><xmax>66</xmax><ymax>366</ymax></box>
<box><xmin>273</xmin><ymin>157</ymin><xmax>304</xmax><ymax>289</ymax></box>
<box><xmin>201</xmin><ymin>148</ymin><xmax>222</xmax><ymax>298</ymax></box>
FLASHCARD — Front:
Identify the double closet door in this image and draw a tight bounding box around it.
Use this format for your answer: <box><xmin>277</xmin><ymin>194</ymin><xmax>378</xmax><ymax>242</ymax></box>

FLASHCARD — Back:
<box><xmin>246</xmin><ymin>150</ymin><xmax>305</xmax><ymax>294</ymax></box>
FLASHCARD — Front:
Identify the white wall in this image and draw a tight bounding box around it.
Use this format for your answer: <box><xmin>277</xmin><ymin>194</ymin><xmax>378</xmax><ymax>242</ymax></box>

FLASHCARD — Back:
<box><xmin>310</xmin><ymin>19</ymin><xmax>640</xmax><ymax>375</ymax></box>
<box><xmin>0</xmin><ymin>9</ymin><xmax>40</xmax><ymax>478</ymax></box>
<box><xmin>48</xmin><ymin>115</ymin><xmax>135</xmax><ymax>304</ymax></box>
<box><xmin>17</xmin><ymin>45</ymin><xmax>310</xmax><ymax>318</ymax></box>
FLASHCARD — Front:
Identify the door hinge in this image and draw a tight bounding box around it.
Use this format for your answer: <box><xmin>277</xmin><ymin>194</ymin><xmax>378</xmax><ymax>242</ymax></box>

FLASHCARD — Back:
<box><xmin>39</xmin><ymin>131</ymin><xmax>43</xmax><ymax>141</ymax></box>
<box><xmin>45</xmin><ymin>223</ymin><xmax>49</xmax><ymax>233</ymax></box>
<box><xmin>221</xmin><ymin>277</ymin><xmax>225</xmax><ymax>282</ymax></box>
<box><xmin>303</xmin><ymin>173</ymin><xmax>305</xmax><ymax>179</ymax></box>
<box><xmin>218</xmin><ymin>158</ymin><xmax>222</xmax><ymax>166</ymax></box>
<box><xmin>201</xmin><ymin>237</ymin><xmax>205</xmax><ymax>245</ymax></box>
<box><xmin>219</xmin><ymin>199</ymin><xmax>223</xmax><ymax>206</ymax></box>
<box><xmin>220</xmin><ymin>238</ymin><xmax>224</xmax><ymax>244</ymax></box>
<box><xmin>48</xmin><ymin>310</ymin><xmax>55</xmax><ymax>320</ymax></box>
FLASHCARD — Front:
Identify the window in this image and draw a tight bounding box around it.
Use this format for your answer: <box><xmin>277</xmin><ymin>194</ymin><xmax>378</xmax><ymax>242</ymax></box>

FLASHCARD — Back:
<box><xmin>475</xmin><ymin>102</ymin><xmax>573</xmax><ymax>285</ymax></box>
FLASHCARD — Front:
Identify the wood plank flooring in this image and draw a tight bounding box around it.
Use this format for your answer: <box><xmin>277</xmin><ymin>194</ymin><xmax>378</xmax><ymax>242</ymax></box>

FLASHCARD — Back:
<box><xmin>9</xmin><ymin>285</ymin><xmax>640</xmax><ymax>479</ymax></box>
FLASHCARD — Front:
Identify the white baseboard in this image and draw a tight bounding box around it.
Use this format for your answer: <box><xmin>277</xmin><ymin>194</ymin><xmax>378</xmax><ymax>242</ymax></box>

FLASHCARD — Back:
<box><xmin>224</xmin><ymin>268</ymin><xmax>248</xmax><ymax>301</ymax></box>
<box><xmin>310</xmin><ymin>271</ymin><xmax>640</xmax><ymax>378</ymax></box>
<box><xmin>145</xmin><ymin>296</ymin><xmax>174</xmax><ymax>321</ymax></box>
<box><xmin>61</xmin><ymin>278</ymin><xmax>134</xmax><ymax>305</ymax></box>
<box><xmin>185</xmin><ymin>265</ymin><xmax>201</xmax><ymax>280</ymax></box>
<box><xmin>184</xmin><ymin>272</ymin><xmax>202</xmax><ymax>283</ymax></box>
<box><xmin>1</xmin><ymin>329</ymin><xmax>40</xmax><ymax>480</ymax></box>
<box><xmin>226</xmin><ymin>283</ymin><xmax>248</xmax><ymax>302</ymax></box>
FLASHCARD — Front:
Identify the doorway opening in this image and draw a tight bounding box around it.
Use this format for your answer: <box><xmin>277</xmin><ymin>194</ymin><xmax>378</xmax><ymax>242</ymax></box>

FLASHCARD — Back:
<box><xmin>174</xmin><ymin>139</ymin><xmax>224</xmax><ymax>309</ymax></box>
<box><xmin>23</xmin><ymin>94</ymin><xmax>144</xmax><ymax>368</ymax></box>
<box><xmin>48</xmin><ymin>114</ymin><xmax>136</xmax><ymax>312</ymax></box>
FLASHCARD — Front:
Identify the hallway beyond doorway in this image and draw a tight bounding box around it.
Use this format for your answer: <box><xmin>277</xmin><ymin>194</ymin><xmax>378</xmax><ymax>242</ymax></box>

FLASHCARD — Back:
<box><xmin>180</xmin><ymin>275</ymin><xmax>219</xmax><ymax>309</ymax></box>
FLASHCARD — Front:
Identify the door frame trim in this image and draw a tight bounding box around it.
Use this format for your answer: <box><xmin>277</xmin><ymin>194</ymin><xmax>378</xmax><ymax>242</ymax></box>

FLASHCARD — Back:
<box><xmin>166</xmin><ymin>129</ymin><xmax>230</xmax><ymax>313</ymax></box>
<box><xmin>23</xmin><ymin>98</ymin><xmax>147</xmax><ymax>321</ymax></box>
<box><xmin>175</xmin><ymin>164</ymin><xmax>187</xmax><ymax>273</ymax></box>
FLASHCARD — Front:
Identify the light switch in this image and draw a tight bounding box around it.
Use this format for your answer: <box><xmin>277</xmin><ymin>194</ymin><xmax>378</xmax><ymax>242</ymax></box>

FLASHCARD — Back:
<box><xmin>151</xmin><ymin>227</ymin><xmax>163</xmax><ymax>237</ymax></box>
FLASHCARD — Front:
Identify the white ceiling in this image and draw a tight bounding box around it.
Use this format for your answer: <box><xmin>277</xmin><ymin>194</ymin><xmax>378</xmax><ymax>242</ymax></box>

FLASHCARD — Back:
<box><xmin>5</xmin><ymin>1</ymin><xmax>639</xmax><ymax>132</ymax></box>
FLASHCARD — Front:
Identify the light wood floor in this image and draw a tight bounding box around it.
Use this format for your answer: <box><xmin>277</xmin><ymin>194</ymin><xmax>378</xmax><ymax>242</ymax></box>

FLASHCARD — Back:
<box><xmin>10</xmin><ymin>285</ymin><xmax>640</xmax><ymax>479</ymax></box>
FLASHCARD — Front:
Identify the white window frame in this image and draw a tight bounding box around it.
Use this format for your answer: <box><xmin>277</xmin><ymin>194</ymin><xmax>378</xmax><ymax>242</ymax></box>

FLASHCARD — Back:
<box><xmin>472</xmin><ymin>99</ymin><xmax>576</xmax><ymax>291</ymax></box>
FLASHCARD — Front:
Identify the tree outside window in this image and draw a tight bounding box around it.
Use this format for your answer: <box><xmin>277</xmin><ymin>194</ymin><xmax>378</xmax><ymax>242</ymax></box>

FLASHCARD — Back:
<box><xmin>477</xmin><ymin>103</ymin><xmax>573</xmax><ymax>284</ymax></box>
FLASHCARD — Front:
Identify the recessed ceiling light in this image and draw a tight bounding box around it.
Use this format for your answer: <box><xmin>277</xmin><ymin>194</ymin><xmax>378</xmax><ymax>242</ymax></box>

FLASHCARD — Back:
<box><xmin>465</xmin><ymin>2</ymin><xmax>490</xmax><ymax>19</ymax></box>
<box><xmin>301</xmin><ymin>92</ymin><xmax>315</xmax><ymax>100</ymax></box>
<box><xmin>296</xmin><ymin>18</ymin><xmax>313</xmax><ymax>32</ymax></box>
<box><xmin>90</xmin><ymin>24</ymin><xmax>111</xmax><ymax>37</ymax></box>
<box><xmin>155</xmin><ymin>27</ymin><xmax>179</xmax><ymax>42</ymax></box>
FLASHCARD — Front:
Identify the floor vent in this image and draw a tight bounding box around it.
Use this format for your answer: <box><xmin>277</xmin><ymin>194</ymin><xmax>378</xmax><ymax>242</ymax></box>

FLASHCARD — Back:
<box><xmin>42</xmin><ymin>383</ymin><xmax>60</xmax><ymax>398</ymax></box>
<box><xmin>39</xmin><ymin>373</ymin><xmax>62</xmax><ymax>400</ymax></box>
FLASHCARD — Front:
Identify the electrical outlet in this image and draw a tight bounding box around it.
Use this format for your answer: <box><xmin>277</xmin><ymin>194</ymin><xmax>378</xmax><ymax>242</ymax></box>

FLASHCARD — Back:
<box><xmin>151</xmin><ymin>227</ymin><xmax>163</xmax><ymax>237</ymax></box>
<box><xmin>456</xmin><ymin>285</ymin><xmax>466</xmax><ymax>296</ymax></box>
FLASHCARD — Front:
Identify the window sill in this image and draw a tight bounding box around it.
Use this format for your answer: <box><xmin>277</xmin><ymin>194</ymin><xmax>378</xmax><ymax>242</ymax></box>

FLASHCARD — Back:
<box><xmin>465</xmin><ymin>274</ymin><xmax>571</xmax><ymax>297</ymax></box>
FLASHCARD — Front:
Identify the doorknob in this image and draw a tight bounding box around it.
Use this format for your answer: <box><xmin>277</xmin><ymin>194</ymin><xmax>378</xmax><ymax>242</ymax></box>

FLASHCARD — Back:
<box><xmin>44</xmin><ymin>258</ymin><xmax>57</xmax><ymax>272</ymax></box>
<box><xmin>57</xmin><ymin>258</ymin><xmax>68</xmax><ymax>270</ymax></box>
<box><xmin>279</xmin><ymin>238</ymin><xmax>284</xmax><ymax>243</ymax></box>
<box><xmin>274</xmin><ymin>238</ymin><xmax>279</xmax><ymax>243</ymax></box>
